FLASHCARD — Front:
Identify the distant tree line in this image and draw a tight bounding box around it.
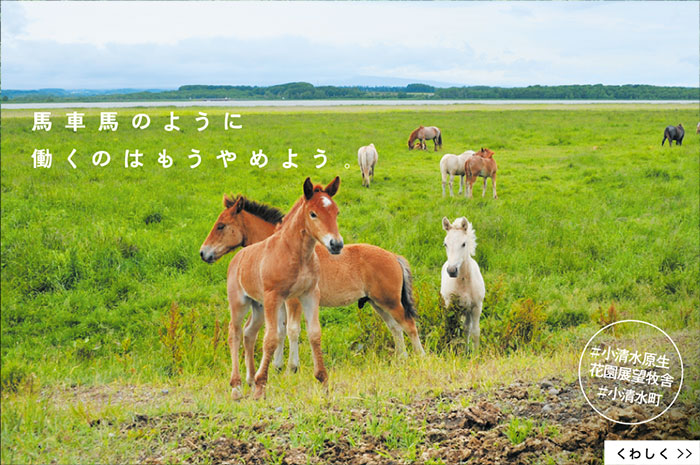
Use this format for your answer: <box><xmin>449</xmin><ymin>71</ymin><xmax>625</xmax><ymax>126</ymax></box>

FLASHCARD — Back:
<box><xmin>3</xmin><ymin>82</ymin><xmax>698</xmax><ymax>103</ymax></box>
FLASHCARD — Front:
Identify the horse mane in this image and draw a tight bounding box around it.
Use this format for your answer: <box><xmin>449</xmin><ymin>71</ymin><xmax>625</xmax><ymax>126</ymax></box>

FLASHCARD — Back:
<box><xmin>276</xmin><ymin>195</ymin><xmax>307</xmax><ymax>231</ymax></box>
<box><xmin>239</xmin><ymin>196</ymin><xmax>285</xmax><ymax>224</ymax></box>
<box><xmin>276</xmin><ymin>184</ymin><xmax>328</xmax><ymax>231</ymax></box>
<box><xmin>409</xmin><ymin>126</ymin><xmax>423</xmax><ymax>139</ymax></box>
<box><xmin>465</xmin><ymin>221</ymin><xmax>478</xmax><ymax>257</ymax></box>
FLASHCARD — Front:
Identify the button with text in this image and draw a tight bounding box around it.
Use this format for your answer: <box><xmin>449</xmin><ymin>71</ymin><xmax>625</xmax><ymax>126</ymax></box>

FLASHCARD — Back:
<box><xmin>605</xmin><ymin>440</ymin><xmax>699</xmax><ymax>465</ymax></box>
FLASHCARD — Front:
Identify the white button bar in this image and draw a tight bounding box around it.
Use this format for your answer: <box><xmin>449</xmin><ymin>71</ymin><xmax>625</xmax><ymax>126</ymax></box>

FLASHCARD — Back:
<box><xmin>605</xmin><ymin>441</ymin><xmax>700</xmax><ymax>465</ymax></box>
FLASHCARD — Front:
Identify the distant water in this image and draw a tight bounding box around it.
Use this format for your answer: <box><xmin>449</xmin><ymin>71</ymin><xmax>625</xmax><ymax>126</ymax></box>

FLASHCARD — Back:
<box><xmin>2</xmin><ymin>99</ymin><xmax>698</xmax><ymax>109</ymax></box>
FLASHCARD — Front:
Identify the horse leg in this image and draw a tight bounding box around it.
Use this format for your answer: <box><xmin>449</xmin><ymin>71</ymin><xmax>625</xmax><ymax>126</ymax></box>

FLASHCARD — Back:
<box><xmin>449</xmin><ymin>174</ymin><xmax>455</xmax><ymax>197</ymax></box>
<box><xmin>243</xmin><ymin>302</ymin><xmax>264</xmax><ymax>387</ymax></box>
<box><xmin>370</xmin><ymin>302</ymin><xmax>408</xmax><ymax>357</ymax></box>
<box><xmin>395</xmin><ymin>312</ymin><xmax>425</xmax><ymax>356</ymax></box>
<box><xmin>300</xmin><ymin>288</ymin><xmax>327</xmax><ymax>385</ymax></box>
<box><xmin>228</xmin><ymin>298</ymin><xmax>251</xmax><ymax>400</ymax></box>
<box><xmin>463</xmin><ymin>309</ymin><xmax>472</xmax><ymax>345</ymax></box>
<box><xmin>253</xmin><ymin>292</ymin><xmax>284</xmax><ymax>400</ymax></box>
<box><xmin>434</xmin><ymin>139</ymin><xmax>438</xmax><ymax>151</ymax></box>
<box><xmin>492</xmin><ymin>173</ymin><xmax>498</xmax><ymax>199</ymax></box>
<box><xmin>272</xmin><ymin>302</ymin><xmax>287</xmax><ymax>371</ymax></box>
<box><xmin>441</xmin><ymin>171</ymin><xmax>448</xmax><ymax>197</ymax></box>
<box><xmin>285</xmin><ymin>298</ymin><xmax>303</xmax><ymax>373</ymax></box>
<box><xmin>371</xmin><ymin>290</ymin><xmax>425</xmax><ymax>356</ymax></box>
<box><xmin>469</xmin><ymin>302</ymin><xmax>482</xmax><ymax>351</ymax></box>
<box><xmin>458</xmin><ymin>175</ymin><xmax>464</xmax><ymax>195</ymax></box>
<box><xmin>482</xmin><ymin>177</ymin><xmax>487</xmax><ymax>197</ymax></box>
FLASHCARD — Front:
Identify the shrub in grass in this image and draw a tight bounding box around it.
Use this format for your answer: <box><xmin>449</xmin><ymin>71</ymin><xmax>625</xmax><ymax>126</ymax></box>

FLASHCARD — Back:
<box><xmin>1</xmin><ymin>359</ymin><xmax>32</xmax><ymax>393</ymax></box>
<box><xmin>546</xmin><ymin>308</ymin><xmax>588</xmax><ymax>329</ymax></box>
<box><xmin>500</xmin><ymin>298</ymin><xmax>547</xmax><ymax>351</ymax></box>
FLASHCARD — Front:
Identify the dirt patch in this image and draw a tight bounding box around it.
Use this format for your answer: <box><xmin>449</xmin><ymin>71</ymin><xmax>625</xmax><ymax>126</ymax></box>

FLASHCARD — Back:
<box><xmin>134</xmin><ymin>379</ymin><xmax>699</xmax><ymax>464</ymax></box>
<box><xmin>46</xmin><ymin>383</ymin><xmax>188</xmax><ymax>409</ymax></box>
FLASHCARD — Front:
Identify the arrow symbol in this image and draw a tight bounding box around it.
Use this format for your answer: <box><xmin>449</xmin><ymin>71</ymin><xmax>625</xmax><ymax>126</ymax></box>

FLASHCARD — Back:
<box><xmin>618</xmin><ymin>448</ymin><xmax>625</xmax><ymax>460</ymax></box>
<box><xmin>68</xmin><ymin>149</ymin><xmax>77</xmax><ymax>169</ymax></box>
<box><xmin>660</xmin><ymin>448</ymin><xmax>667</xmax><ymax>460</ymax></box>
<box><xmin>678</xmin><ymin>448</ymin><xmax>685</xmax><ymax>459</ymax></box>
<box><xmin>686</xmin><ymin>448</ymin><xmax>692</xmax><ymax>458</ymax></box>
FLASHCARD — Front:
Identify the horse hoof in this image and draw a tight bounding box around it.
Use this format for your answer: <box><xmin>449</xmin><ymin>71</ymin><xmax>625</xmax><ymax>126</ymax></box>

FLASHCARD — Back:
<box><xmin>231</xmin><ymin>386</ymin><xmax>243</xmax><ymax>400</ymax></box>
<box><xmin>315</xmin><ymin>370</ymin><xmax>328</xmax><ymax>385</ymax></box>
<box><xmin>252</xmin><ymin>384</ymin><xmax>265</xmax><ymax>400</ymax></box>
<box><xmin>246</xmin><ymin>376</ymin><xmax>255</xmax><ymax>387</ymax></box>
<box><xmin>288</xmin><ymin>365</ymin><xmax>299</xmax><ymax>374</ymax></box>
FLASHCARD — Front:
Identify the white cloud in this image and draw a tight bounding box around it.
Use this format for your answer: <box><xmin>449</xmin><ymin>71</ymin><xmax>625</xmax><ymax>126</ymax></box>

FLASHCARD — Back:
<box><xmin>1</xmin><ymin>1</ymin><xmax>698</xmax><ymax>89</ymax></box>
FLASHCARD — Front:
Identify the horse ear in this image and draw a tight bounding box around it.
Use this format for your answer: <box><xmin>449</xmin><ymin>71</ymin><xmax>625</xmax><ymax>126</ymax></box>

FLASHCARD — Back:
<box><xmin>223</xmin><ymin>194</ymin><xmax>237</xmax><ymax>209</ymax></box>
<box><xmin>457</xmin><ymin>217</ymin><xmax>468</xmax><ymax>229</ymax></box>
<box><xmin>442</xmin><ymin>217</ymin><xmax>452</xmax><ymax>231</ymax></box>
<box><xmin>234</xmin><ymin>196</ymin><xmax>245</xmax><ymax>214</ymax></box>
<box><xmin>303</xmin><ymin>177</ymin><xmax>314</xmax><ymax>200</ymax></box>
<box><xmin>325</xmin><ymin>176</ymin><xmax>340</xmax><ymax>197</ymax></box>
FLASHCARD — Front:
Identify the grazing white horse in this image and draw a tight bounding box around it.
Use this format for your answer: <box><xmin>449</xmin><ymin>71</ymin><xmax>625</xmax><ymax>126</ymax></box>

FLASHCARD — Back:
<box><xmin>357</xmin><ymin>143</ymin><xmax>378</xmax><ymax>188</ymax></box>
<box><xmin>440</xmin><ymin>150</ymin><xmax>475</xmax><ymax>196</ymax></box>
<box><xmin>440</xmin><ymin>217</ymin><xmax>485</xmax><ymax>350</ymax></box>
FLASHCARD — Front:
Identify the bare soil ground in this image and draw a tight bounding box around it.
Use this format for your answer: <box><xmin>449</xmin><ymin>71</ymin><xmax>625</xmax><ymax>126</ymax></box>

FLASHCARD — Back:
<box><xmin>122</xmin><ymin>378</ymin><xmax>698</xmax><ymax>465</ymax></box>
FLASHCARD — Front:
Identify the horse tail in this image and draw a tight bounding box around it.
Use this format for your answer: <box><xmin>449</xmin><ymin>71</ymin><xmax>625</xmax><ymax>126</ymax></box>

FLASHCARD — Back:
<box><xmin>396</xmin><ymin>255</ymin><xmax>418</xmax><ymax>320</ymax></box>
<box><xmin>437</xmin><ymin>130</ymin><xmax>443</xmax><ymax>148</ymax></box>
<box><xmin>358</xmin><ymin>147</ymin><xmax>369</xmax><ymax>183</ymax></box>
<box><xmin>439</xmin><ymin>156</ymin><xmax>448</xmax><ymax>182</ymax></box>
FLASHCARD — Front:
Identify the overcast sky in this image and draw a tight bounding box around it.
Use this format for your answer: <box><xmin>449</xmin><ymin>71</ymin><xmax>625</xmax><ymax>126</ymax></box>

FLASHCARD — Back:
<box><xmin>2</xmin><ymin>1</ymin><xmax>698</xmax><ymax>90</ymax></box>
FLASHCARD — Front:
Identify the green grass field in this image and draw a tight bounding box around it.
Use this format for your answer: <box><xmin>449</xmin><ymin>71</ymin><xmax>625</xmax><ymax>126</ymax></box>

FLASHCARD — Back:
<box><xmin>2</xmin><ymin>104</ymin><xmax>699</xmax><ymax>464</ymax></box>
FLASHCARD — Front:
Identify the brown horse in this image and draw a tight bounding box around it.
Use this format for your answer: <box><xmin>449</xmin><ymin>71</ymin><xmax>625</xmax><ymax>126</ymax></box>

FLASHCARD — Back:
<box><xmin>408</xmin><ymin>125</ymin><xmax>442</xmax><ymax>151</ymax></box>
<box><xmin>200</xmin><ymin>194</ymin><xmax>425</xmax><ymax>375</ymax></box>
<box><xmin>464</xmin><ymin>148</ymin><xmax>497</xmax><ymax>199</ymax></box>
<box><xmin>221</xmin><ymin>177</ymin><xmax>343</xmax><ymax>399</ymax></box>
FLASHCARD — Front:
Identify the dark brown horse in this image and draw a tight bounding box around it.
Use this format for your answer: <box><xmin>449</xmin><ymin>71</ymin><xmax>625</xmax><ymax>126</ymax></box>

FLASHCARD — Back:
<box><xmin>662</xmin><ymin>124</ymin><xmax>684</xmax><ymax>146</ymax></box>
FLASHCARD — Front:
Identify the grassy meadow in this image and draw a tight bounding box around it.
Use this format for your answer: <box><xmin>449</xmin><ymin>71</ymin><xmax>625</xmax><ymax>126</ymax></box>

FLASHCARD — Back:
<box><xmin>1</xmin><ymin>104</ymin><xmax>699</xmax><ymax>464</ymax></box>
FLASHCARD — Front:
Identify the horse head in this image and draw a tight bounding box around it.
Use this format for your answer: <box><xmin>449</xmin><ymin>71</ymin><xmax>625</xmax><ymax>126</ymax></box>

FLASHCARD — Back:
<box><xmin>442</xmin><ymin>217</ymin><xmax>477</xmax><ymax>277</ymax></box>
<box><xmin>476</xmin><ymin>147</ymin><xmax>495</xmax><ymax>159</ymax></box>
<box><xmin>200</xmin><ymin>195</ymin><xmax>247</xmax><ymax>263</ymax></box>
<box><xmin>408</xmin><ymin>126</ymin><xmax>425</xmax><ymax>150</ymax></box>
<box><xmin>302</xmin><ymin>177</ymin><xmax>344</xmax><ymax>255</ymax></box>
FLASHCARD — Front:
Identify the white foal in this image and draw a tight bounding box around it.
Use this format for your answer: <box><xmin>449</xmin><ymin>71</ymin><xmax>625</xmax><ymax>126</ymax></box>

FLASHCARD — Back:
<box><xmin>440</xmin><ymin>217</ymin><xmax>485</xmax><ymax>350</ymax></box>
